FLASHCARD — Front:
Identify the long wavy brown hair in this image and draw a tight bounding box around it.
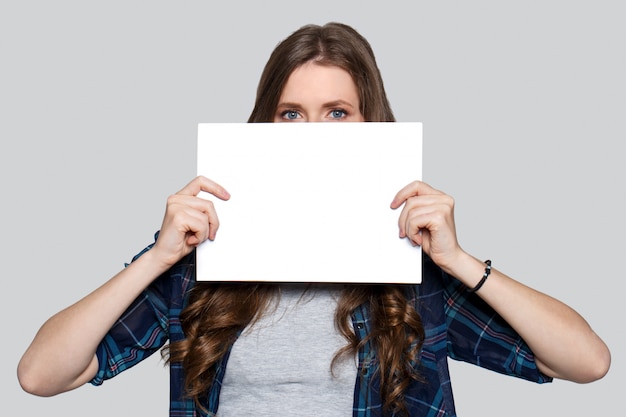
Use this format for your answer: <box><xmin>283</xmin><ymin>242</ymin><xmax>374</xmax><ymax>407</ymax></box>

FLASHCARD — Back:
<box><xmin>166</xmin><ymin>23</ymin><xmax>425</xmax><ymax>416</ymax></box>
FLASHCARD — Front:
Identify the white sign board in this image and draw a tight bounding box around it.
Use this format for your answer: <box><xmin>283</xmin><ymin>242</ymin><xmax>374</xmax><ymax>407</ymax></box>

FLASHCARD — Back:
<box><xmin>196</xmin><ymin>122</ymin><xmax>422</xmax><ymax>283</ymax></box>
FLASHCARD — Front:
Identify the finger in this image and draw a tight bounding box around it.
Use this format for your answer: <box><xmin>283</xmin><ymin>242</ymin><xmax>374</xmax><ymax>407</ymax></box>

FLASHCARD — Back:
<box><xmin>405</xmin><ymin>199</ymin><xmax>457</xmax><ymax>251</ymax></box>
<box><xmin>207</xmin><ymin>209</ymin><xmax>220</xmax><ymax>241</ymax></box>
<box><xmin>404</xmin><ymin>206</ymin><xmax>437</xmax><ymax>241</ymax></box>
<box><xmin>177</xmin><ymin>175</ymin><xmax>231</xmax><ymax>200</ymax></box>
<box><xmin>182</xmin><ymin>212</ymin><xmax>211</xmax><ymax>246</ymax></box>
<box><xmin>397</xmin><ymin>194</ymin><xmax>449</xmax><ymax>237</ymax></box>
<box><xmin>166</xmin><ymin>195</ymin><xmax>221</xmax><ymax>240</ymax></box>
<box><xmin>400</xmin><ymin>204</ymin><xmax>437</xmax><ymax>243</ymax></box>
<box><xmin>390</xmin><ymin>180</ymin><xmax>442</xmax><ymax>209</ymax></box>
<box><xmin>167</xmin><ymin>194</ymin><xmax>217</xmax><ymax>216</ymax></box>
<box><xmin>189</xmin><ymin>199</ymin><xmax>220</xmax><ymax>241</ymax></box>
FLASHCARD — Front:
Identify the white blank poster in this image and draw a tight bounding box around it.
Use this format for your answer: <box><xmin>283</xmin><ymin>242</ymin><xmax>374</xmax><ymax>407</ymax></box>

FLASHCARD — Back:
<box><xmin>197</xmin><ymin>122</ymin><xmax>422</xmax><ymax>283</ymax></box>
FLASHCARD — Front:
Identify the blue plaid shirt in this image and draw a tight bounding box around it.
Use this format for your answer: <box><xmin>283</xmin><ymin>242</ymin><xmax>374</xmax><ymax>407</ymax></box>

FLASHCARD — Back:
<box><xmin>91</xmin><ymin>234</ymin><xmax>551</xmax><ymax>416</ymax></box>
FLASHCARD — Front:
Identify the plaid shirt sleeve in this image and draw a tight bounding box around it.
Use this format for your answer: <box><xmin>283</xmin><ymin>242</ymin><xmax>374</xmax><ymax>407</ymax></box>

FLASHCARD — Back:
<box><xmin>90</xmin><ymin>234</ymin><xmax>189</xmax><ymax>386</ymax></box>
<box><xmin>442</xmin><ymin>271</ymin><xmax>553</xmax><ymax>383</ymax></box>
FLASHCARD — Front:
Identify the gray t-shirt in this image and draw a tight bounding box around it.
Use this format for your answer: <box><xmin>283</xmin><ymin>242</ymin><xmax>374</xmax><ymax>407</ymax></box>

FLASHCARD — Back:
<box><xmin>217</xmin><ymin>285</ymin><xmax>357</xmax><ymax>416</ymax></box>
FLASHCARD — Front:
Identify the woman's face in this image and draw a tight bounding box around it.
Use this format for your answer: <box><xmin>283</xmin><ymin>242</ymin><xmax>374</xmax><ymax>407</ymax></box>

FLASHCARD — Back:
<box><xmin>274</xmin><ymin>61</ymin><xmax>365</xmax><ymax>122</ymax></box>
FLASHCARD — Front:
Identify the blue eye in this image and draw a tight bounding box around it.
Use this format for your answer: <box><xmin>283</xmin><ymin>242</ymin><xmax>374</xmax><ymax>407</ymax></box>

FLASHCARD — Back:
<box><xmin>330</xmin><ymin>109</ymin><xmax>347</xmax><ymax>119</ymax></box>
<box><xmin>283</xmin><ymin>110</ymin><xmax>300</xmax><ymax>120</ymax></box>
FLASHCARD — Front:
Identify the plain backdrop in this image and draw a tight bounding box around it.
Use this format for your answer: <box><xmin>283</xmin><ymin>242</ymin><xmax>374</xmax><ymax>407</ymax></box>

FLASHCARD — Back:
<box><xmin>2</xmin><ymin>1</ymin><xmax>623</xmax><ymax>416</ymax></box>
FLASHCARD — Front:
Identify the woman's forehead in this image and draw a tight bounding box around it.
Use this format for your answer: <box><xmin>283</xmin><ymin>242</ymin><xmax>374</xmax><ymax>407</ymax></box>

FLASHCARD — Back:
<box><xmin>279</xmin><ymin>62</ymin><xmax>359</xmax><ymax>104</ymax></box>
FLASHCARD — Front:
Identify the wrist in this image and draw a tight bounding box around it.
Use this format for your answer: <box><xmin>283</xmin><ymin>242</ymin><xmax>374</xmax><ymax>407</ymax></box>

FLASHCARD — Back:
<box><xmin>466</xmin><ymin>260</ymin><xmax>491</xmax><ymax>293</ymax></box>
<box><xmin>131</xmin><ymin>248</ymin><xmax>175</xmax><ymax>280</ymax></box>
<box><xmin>440</xmin><ymin>251</ymin><xmax>488</xmax><ymax>289</ymax></box>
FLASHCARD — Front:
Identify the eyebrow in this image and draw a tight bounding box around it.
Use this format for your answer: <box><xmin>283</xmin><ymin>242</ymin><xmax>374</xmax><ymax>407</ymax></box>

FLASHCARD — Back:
<box><xmin>276</xmin><ymin>100</ymin><xmax>357</xmax><ymax>110</ymax></box>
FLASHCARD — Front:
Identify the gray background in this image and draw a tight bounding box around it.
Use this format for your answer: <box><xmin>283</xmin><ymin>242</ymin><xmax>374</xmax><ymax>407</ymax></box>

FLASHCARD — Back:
<box><xmin>2</xmin><ymin>1</ymin><xmax>623</xmax><ymax>416</ymax></box>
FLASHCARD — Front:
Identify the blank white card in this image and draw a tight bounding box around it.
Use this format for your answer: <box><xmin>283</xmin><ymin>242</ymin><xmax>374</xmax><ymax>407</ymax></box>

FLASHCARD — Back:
<box><xmin>196</xmin><ymin>122</ymin><xmax>422</xmax><ymax>283</ymax></box>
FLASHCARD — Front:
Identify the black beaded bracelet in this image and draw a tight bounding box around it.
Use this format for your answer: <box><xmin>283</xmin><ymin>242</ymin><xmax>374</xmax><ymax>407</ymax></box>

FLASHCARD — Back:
<box><xmin>467</xmin><ymin>260</ymin><xmax>492</xmax><ymax>293</ymax></box>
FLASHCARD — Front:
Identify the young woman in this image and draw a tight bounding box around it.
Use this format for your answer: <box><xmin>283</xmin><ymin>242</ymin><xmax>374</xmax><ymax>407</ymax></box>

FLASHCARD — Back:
<box><xmin>18</xmin><ymin>22</ymin><xmax>610</xmax><ymax>417</ymax></box>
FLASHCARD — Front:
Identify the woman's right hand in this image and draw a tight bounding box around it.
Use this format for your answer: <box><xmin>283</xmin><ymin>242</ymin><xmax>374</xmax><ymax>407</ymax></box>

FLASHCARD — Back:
<box><xmin>17</xmin><ymin>176</ymin><xmax>230</xmax><ymax>397</ymax></box>
<box><xmin>151</xmin><ymin>176</ymin><xmax>230</xmax><ymax>268</ymax></box>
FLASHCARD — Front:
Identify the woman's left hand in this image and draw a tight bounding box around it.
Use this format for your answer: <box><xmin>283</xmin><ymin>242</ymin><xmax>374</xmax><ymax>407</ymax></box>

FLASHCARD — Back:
<box><xmin>391</xmin><ymin>183</ymin><xmax>611</xmax><ymax>383</ymax></box>
<box><xmin>390</xmin><ymin>180</ymin><xmax>464</xmax><ymax>273</ymax></box>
